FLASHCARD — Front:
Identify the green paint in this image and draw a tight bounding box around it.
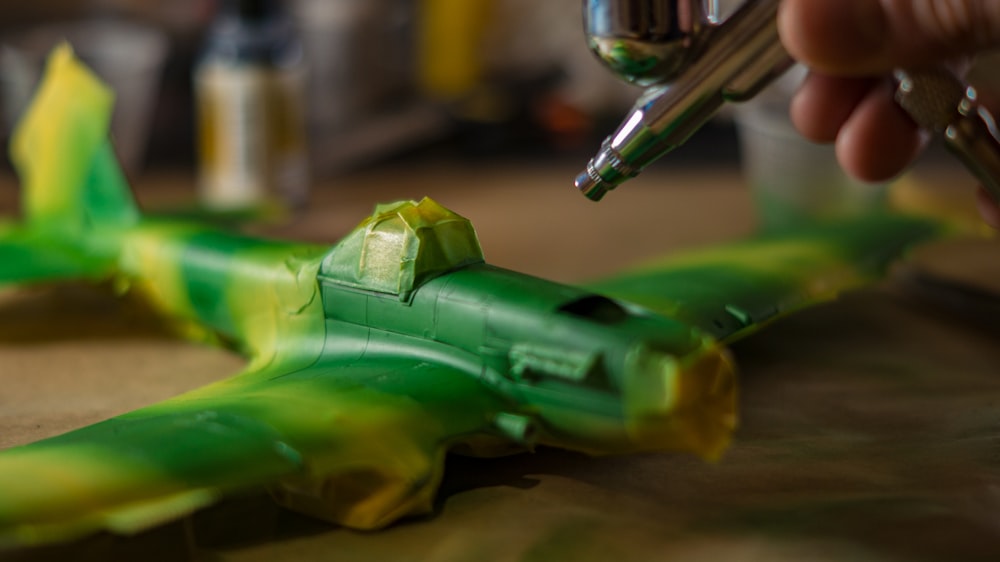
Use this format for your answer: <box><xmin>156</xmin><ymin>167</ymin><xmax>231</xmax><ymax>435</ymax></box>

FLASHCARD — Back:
<box><xmin>0</xmin><ymin>46</ymin><xmax>950</xmax><ymax>547</ymax></box>
<box><xmin>587</xmin><ymin>214</ymin><xmax>943</xmax><ymax>342</ymax></box>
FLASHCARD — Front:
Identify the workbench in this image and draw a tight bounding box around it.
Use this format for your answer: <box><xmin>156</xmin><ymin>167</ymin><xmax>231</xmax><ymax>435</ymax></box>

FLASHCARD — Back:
<box><xmin>3</xmin><ymin>161</ymin><xmax>1000</xmax><ymax>561</ymax></box>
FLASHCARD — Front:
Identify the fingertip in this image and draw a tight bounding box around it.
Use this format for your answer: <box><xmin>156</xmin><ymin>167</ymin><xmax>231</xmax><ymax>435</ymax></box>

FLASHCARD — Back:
<box><xmin>778</xmin><ymin>0</ymin><xmax>889</xmax><ymax>75</ymax></box>
<box><xmin>835</xmin><ymin>83</ymin><xmax>924</xmax><ymax>182</ymax></box>
<box><xmin>790</xmin><ymin>72</ymin><xmax>875</xmax><ymax>143</ymax></box>
<box><xmin>789</xmin><ymin>73</ymin><xmax>835</xmax><ymax>143</ymax></box>
<box><xmin>975</xmin><ymin>186</ymin><xmax>1000</xmax><ymax>229</ymax></box>
<box><xmin>776</xmin><ymin>0</ymin><xmax>811</xmax><ymax>64</ymax></box>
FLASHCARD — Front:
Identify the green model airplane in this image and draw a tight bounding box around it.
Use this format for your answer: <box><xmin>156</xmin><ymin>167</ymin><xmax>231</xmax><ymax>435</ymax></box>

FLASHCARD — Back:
<box><xmin>0</xmin><ymin>46</ymin><xmax>948</xmax><ymax>547</ymax></box>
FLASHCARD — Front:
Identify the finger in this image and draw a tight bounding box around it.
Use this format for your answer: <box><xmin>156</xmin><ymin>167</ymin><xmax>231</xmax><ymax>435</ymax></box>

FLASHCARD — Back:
<box><xmin>835</xmin><ymin>80</ymin><xmax>926</xmax><ymax>182</ymax></box>
<box><xmin>975</xmin><ymin>186</ymin><xmax>1000</xmax><ymax>229</ymax></box>
<box><xmin>779</xmin><ymin>0</ymin><xmax>1000</xmax><ymax>76</ymax></box>
<box><xmin>790</xmin><ymin>73</ymin><xmax>878</xmax><ymax>143</ymax></box>
<box><xmin>778</xmin><ymin>0</ymin><xmax>888</xmax><ymax>75</ymax></box>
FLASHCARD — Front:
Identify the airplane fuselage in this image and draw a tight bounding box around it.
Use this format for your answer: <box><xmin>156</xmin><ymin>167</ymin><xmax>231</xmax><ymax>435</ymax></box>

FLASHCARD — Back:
<box><xmin>95</xmin><ymin>209</ymin><xmax>735</xmax><ymax>456</ymax></box>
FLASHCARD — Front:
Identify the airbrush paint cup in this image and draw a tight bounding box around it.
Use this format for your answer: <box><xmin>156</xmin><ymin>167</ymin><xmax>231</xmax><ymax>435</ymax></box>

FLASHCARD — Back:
<box><xmin>733</xmin><ymin>65</ymin><xmax>886</xmax><ymax>231</ymax></box>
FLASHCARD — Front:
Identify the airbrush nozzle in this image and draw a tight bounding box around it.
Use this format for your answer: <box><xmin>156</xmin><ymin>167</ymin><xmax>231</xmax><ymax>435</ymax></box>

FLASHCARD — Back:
<box><xmin>575</xmin><ymin>165</ymin><xmax>611</xmax><ymax>201</ymax></box>
<box><xmin>575</xmin><ymin>125</ymin><xmax>648</xmax><ymax>201</ymax></box>
<box><xmin>574</xmin><ymin>85</ymin><xmax>728</xmax><ymax>201</ymax></box>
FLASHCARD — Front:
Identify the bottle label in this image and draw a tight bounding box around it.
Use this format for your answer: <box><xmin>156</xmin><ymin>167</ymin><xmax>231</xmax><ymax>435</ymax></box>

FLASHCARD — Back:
<box><xmin>196</xmin><ymin>63</ymin><xmax>308</xmax><ymax>210</ymax></box>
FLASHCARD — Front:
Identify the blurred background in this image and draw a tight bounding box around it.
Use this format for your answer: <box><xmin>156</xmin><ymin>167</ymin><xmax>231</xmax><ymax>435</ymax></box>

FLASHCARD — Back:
<box><xmin>0</xmin><ymin>0</ymin><xmax>669</xmax><ymax>176</ymax></box>
<box><xmin>0</xmin><ymin>0</ymin><xmax>991</xmax><ymax>225</ymax></box>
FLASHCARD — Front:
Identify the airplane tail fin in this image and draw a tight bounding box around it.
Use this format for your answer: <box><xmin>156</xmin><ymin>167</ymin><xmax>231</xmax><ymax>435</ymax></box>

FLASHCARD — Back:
<box><xmin>8</xmin><ymin>43</ymin><xmax>139</xmax><ymax>234</ymax></box>
<box><xmin>0</xmin><ymin>44</ymin><xmax>138</xmax><ymax>287</ymax></box>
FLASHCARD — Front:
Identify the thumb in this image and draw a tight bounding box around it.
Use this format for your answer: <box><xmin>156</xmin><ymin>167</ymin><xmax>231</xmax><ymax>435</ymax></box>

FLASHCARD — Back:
<box><xmin>779</xmin><ymin>0</ymin><xmax>1000</xmax><ymax>75</ymax></box>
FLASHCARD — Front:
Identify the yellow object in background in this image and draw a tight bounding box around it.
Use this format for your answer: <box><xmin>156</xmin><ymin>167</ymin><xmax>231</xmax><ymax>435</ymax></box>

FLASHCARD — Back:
<box><xmin>195</xmin><ymin>0</ymin><xmax>308</xmax><ymax>212</ymax></box>
<box><xmin>417</xmin><ymin>0</ymin><xmax>494</xmax><ymax>101</ymax></box>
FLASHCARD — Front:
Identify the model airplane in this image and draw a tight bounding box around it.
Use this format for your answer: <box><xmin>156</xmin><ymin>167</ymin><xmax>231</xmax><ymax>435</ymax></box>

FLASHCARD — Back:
<box><xmin>0</xmin><ymin>46</ymin><xmax>948</xmax><ymax>547</ymax></box>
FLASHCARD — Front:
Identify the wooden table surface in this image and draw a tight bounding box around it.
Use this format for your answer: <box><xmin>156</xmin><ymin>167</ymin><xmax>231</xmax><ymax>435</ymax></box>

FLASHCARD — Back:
<box><xmin>3</xmin><ymin>161</ymin><xmax>1000</xmax><ymax>561</ymax></box>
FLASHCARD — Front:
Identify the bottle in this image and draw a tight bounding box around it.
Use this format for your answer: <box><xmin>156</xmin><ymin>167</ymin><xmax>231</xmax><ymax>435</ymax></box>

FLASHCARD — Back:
<box><xmin>195</xmin><ymin>0</ymin><xmax>308</xmax><ymax>211</ymax></box>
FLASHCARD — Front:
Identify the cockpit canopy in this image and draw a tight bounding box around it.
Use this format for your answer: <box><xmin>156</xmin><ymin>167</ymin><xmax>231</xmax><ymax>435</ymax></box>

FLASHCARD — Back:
<box><xmin>320</xmin><ymin>198</ymin><xmax>485</xmax><ymax>298</ymax></box>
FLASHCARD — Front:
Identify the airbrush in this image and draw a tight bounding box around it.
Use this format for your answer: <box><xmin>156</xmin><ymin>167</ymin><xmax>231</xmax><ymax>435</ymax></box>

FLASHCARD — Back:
<box><xmin>575</xmin><ymin>0</ymin><xmax>1000</xmax><ymax>204</ymax></box>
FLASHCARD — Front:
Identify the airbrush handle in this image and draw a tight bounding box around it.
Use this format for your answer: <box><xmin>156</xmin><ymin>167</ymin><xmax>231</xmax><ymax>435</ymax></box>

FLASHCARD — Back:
<box><xmin>894</xmin><ymin>68</ymin><xmax>1000</xmax><ymax>203</ymax></box>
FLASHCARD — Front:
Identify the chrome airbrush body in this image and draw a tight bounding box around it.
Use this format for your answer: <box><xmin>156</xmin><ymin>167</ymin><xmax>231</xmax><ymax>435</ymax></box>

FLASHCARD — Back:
<box><xmin>576</xmin><ymin>0</ymin><xmax>791</xmax><ymax>201</ymax></box>
<box><xmin>577</xmin><ymin>0</ymin><xmax>1000</xmax><ymax>204</ymax></box>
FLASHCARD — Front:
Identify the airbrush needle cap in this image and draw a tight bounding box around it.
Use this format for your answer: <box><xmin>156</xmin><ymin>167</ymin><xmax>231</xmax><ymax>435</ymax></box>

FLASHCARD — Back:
<box><xmin>575</xmin><ymin>167</ymin><xmax>610</xmax><ymax>201</ymax></box>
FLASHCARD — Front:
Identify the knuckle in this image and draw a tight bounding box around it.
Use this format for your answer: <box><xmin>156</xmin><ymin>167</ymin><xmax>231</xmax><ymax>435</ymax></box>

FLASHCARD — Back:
<box><xmin>908</xmin><ymin>0</ymin><xmax>1000</xmax><ymax>50</ymax></box>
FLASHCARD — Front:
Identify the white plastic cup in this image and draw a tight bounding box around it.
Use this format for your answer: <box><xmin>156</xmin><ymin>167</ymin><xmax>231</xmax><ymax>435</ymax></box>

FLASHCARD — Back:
<box><xmin>733</xmin><ymin>65</ymin><xmax>886</xmax><ymax>230</ymax></box>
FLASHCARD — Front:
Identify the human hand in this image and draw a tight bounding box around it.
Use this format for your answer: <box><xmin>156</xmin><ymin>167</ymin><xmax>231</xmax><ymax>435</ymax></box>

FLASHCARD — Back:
<box><xmin>777</xmin><ymin>0</ymin><xmax>1000</xmax><ymax>226</ymax></box>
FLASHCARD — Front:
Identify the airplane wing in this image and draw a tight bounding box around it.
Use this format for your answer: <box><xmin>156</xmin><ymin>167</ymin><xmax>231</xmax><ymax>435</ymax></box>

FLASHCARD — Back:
<box><xmin>585</xmin><ymin>213</ymin><xmax>946</xmax><ymax>342</ymax></box>
<box><xmin>0</xmin><ymin>224</ymin><xmax>110</xmax><ymax>287</ymax></box>
<box><xmin>0</xmin><ymin>358</ymin><xmax>505</xmax><ymax>547</ymax></box>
